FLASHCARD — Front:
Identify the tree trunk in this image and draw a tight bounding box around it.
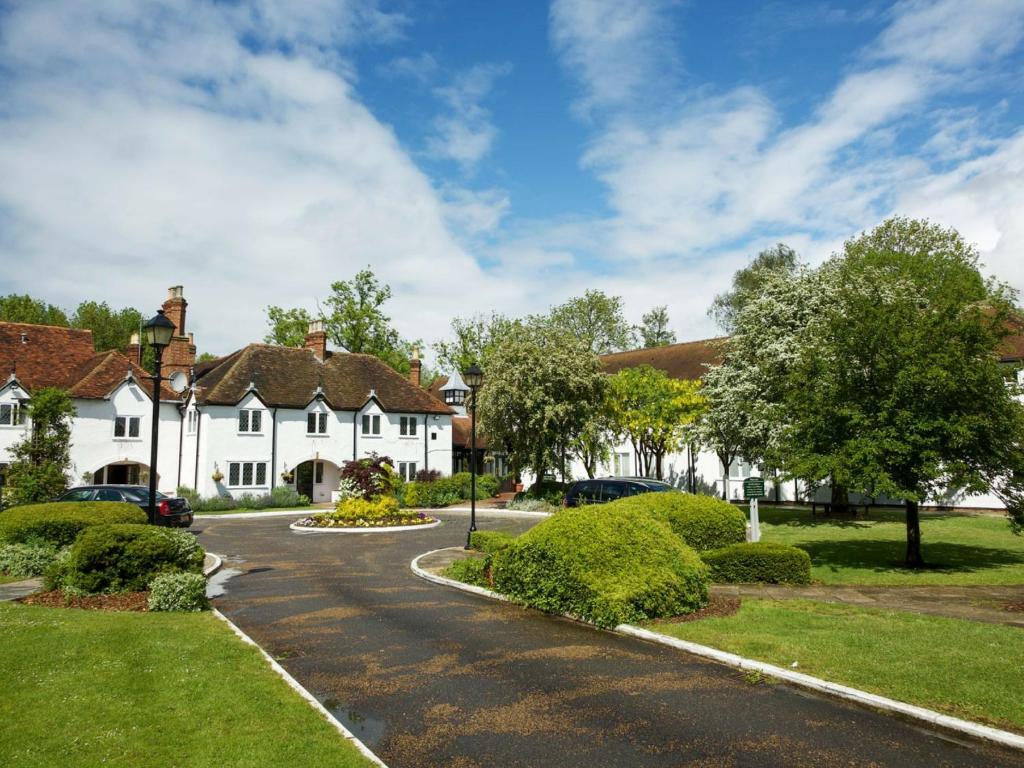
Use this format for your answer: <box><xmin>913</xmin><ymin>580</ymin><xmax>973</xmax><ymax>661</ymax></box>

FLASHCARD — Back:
<box><xmin>830</xmin><ymin>478</ymin><xmax>849</xmax><ymax>514</ymax></box>
<box><xmin>720</xmin><ymin>453</ymin><xmax>731</xmax><ymax>500</ymax></box>
<box><xmin>655</xmin><ymin>451</ymin><xmax>664</xmax><ymax>481</ymax></box>
<box><xmin>905</xmin><ymin>499</ymin><xmax>924</xmax><ymax>567</ymax></box>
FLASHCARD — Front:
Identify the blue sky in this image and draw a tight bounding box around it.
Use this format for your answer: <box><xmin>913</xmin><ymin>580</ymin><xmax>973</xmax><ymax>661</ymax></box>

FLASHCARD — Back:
<box><xmin>1</xmin><ymin>1</ymin><xmax>1023</xmax><ymax>359</ymax></box>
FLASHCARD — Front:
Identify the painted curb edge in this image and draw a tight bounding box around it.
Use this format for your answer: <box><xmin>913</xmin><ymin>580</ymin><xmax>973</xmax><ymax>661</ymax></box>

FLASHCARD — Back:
<box><xmin>212</xmin><ymin>609</ymin><xmax>389</xmax><ymax>768</ymax></box>
<box><xmin>289</xmin><ymin>519</ymin><xmax>443</xmax><ymax>534</ymax></box>
<box><xmin>202</xmin><ymin>552</ymin><xmax>223</xmax><ymax>577</ymax></box>
<box><xmin>195</xmin><ymin>509</ymin><xmax>313</xmax><ymax>521</ymax></box>
<box><xmin>410</xmin><ymin>548</ymin><xmax>1024</xmax><ymax>753</ymax></box>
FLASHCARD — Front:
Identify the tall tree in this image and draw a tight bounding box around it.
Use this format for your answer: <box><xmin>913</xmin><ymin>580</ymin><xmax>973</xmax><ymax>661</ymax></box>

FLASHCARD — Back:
<box><xmin>550</xmin><ymin>290</ymin><xmax>635</xmax><ymax>355</ymax></box>
<box><xmin>263</xmin><ymin>306</ymin><xmax>312</xmax><ymax>347</ymax></box>
<box><xmin>785</xmin><ymin>218</ymin><xmax>1024</xmax><ymax>566</ymax></box>
<box><xmin>70</xmin><ymin>300</ymin><xmax>146</xmax><ymax>354</ymax></box>
<box><xmin>709</xmin><ymin>243</ymin><xmax>798</xmax><ymax>333</ymax></box>
<box><xmin>433</xmin><ymin>312</ymin><xmax>511</xmax><ymax>374</ymax></box>
<box><xmin>3</xmin><ymin>388</ymin><xmax>76</xmax><ymax>505</ymax></box>
<box><xmin>606</xmin><ymin>365</ymin><xmax>704</xmax><ymax>480</ymax></box>
<box><xmin>637</xmin><ymin>306</ymin><xmax>676</xmax><ymax>348</ymax></box>
<box><xmin>0</xmin><ymin>294</ymin><xmax>69</xmax><ymax>326</ymax></box>
<box><xmin>478</xmin><ymin>317</ymin><xmax>605</xmax><ymax>481</ymax></box>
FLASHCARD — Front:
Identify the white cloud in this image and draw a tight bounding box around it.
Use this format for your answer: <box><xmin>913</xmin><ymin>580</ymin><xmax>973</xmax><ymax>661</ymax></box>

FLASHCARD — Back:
<box><xmin>0</xmin><ymin>0</ymin><xmax>515</xmax><ymax>355</ymax></box>
<box><xmin>426</xmin><ymin>62</ymin><xmax>512</xmax><ymax>172</ymax></box>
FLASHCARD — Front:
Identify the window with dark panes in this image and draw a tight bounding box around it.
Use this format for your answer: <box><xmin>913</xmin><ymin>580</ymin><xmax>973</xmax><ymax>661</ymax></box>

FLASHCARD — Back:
<box><xmin>229</xmin><ymin>462</ymin><xmax>240</xmax><ymax>486</ymax></box>
<box><xmin>307</xmin><ymin>413</ymin><xmax>317</xmax><ymax>433</ymax></box>
<box><xmin>600</xmin><ymin>482</ymin><xmax>627</xmax><ymax>502</ymax></box>
<box><xmin>128</xmin><ymin>418</ymin><xmax>140</xmax><ymax>438</ymax></box>
<box><xmin>242</xmin><ymin>463</ymin><xmax>254</xmax><ymax>485</ymax></box>
<box><xmin>251</xmin><ymin>410</ymin><xmax>261</xmax><ymax>432</ymax></box>
<box><xmin>238</xmin><ymin>410</ymin><xmax>249</xmax><ymax>432</ymax></box>
<box><xmin>318</xmin><ymin>412</ymin><xmax>327</xmax><ymax>433</ymax></box>
<box><xmin>256</xmin><ymin>463</ymin><xmax>267</xmax><ymax>485</ymax></box>
<box><xmin>114</xmin><ymin>416</ymin><xmax>126</xmax><ymax>437</ymax></box>
<box><xmin>314</xmin><ymin>462</ymin><xmax>323</xmax><ymax>484</ymax></box>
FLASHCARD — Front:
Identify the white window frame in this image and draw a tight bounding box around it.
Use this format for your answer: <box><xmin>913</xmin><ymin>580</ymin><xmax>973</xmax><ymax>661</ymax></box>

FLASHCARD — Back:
<box><xmin>187</xmin><ymin>410</ymin><xmax>198</xmax><ymax>434</ymax></box>
<box><xmin>113</xmin><ymin>415</ymin><xmax>142</xmax><ymax>440</ymax></box>
<box><xmin>399</xmin><ymin>416</ymin><xmax>418</xmax><ymax>437</ymax></box>
<box><xmin>0</xmin><ymin>402</ymin><xmax>24</xmax><ymax>427</ymax></box>
<box><xmin>238</xmin><ymin>408</ymin><xmax>263</xmax><ymax>434</ymax></box>
<box><xmin>398</xmin><ymin>461</ymin><xmax>417</xmax><ymax>482</ymax></box>
<box><xmin>227</xmin><ymin>461</ymin><xmax>268</xmax><ymax>488</ymax></box>
<box><xmin>307</xmin><ymin>411</ymin><xmax>328</xmax><ymax>435</ymax></box>
<box><xmin>361</xmin><ymin>413</ymin><xmax>381</xmax><ymax>436</ymax></box>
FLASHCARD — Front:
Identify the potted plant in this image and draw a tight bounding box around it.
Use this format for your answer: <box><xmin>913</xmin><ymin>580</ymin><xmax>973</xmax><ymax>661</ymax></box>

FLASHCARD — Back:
<box><xmin>211</xmin><ymin>463</ymin><xmax>224</xmax><ymax>483</ymax></box>
<box><xmin>281</xmin><ymin>469</ymin><xmax>294</xmax><ymax>484</ymax></box>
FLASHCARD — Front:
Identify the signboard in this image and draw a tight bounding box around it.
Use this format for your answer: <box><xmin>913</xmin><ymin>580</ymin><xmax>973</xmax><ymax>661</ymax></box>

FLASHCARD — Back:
<box><xmin>743</xmin><ymin>476</ymin><xmax>766</xmax><ymax>499</ymax></box>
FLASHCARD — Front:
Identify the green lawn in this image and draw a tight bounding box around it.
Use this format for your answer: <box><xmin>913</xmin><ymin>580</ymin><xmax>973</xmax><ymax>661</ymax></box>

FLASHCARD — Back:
<box><xmin>0</xmin><ymin>603</ymin><xmax>376</xmax><ymax>768</ymax></box>
<box><xmin>757</xmin><ymin>505</ymin><xmax>1024</xmax><ymax>585</ymax></box>
<box><xmin>654</xmin><ymin>599</ymin><xmax>1024</xmax><ymax>732</ymax></box>
<box><xmin>0</xmin><ymin>573</ymin><xmax>28</xmax><ymax>585</ymax></box>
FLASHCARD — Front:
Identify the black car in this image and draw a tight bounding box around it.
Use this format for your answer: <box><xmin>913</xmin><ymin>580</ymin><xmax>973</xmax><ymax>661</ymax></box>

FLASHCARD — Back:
<box><xmin>564</xmin><ymin>477</ymin><xmax>675</xmax><ymax>507</ymax></box>
<box><xmin>56</xmin><ymin>485</ymin><xmax>194</xmax><ymax>528</ymax></box>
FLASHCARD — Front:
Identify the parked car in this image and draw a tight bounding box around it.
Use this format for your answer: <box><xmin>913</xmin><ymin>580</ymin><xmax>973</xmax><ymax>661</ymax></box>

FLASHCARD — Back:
<box><xmin>55</xmin><ymin>485</ymin><xmax>194</xmax><ymax>528</ymax></box>
<box><xmin>563</xmin><ymin>477</ymin><xmax>675</xmax><ymax>507</ymax></box>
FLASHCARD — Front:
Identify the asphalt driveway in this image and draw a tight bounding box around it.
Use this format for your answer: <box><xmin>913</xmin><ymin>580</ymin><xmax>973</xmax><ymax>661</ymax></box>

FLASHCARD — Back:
<box><xmin>197</xmin><ymin>512</ymin><xmax>1024</xmax><ymax>768</ymax></box>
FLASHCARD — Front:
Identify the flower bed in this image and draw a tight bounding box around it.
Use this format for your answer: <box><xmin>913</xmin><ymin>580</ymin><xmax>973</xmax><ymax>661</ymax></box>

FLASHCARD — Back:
<box><xmin>290</xmin><ymin>495</ymin><xmax>439</xmax><ymax>533</ymax></box>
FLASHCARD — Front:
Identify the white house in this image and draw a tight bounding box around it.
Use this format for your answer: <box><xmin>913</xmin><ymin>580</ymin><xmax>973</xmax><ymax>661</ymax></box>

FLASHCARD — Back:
<box><xmin>0</xmin><ymin>288</ymin><xmax>455</xmax><ymax>503</ymax></box>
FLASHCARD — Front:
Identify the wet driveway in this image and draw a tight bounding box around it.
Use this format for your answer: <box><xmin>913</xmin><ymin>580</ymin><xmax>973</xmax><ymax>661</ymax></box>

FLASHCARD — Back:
<box><xmin>197</xmin><ymin>512</ymin><xmax>1024</xmax><ymax>768</ymax></box>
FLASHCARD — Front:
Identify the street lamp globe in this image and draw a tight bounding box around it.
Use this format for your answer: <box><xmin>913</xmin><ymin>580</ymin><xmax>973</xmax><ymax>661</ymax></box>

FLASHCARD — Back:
<box><xmin>463</xmin><ymin>363</ymin><xmax>484</xmax><ymax>389</ymax></box>
<box><xmin>143</xmin><ymin>309</ymin><xmax>175</xmax><ymax>348</ymax></box>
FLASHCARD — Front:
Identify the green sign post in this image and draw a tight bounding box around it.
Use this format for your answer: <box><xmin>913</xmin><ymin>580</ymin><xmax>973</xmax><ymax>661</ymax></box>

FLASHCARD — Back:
<box><xmin>743</xmin><ymin>476</ymin><xmax>765</xmax><ymax>542</ymax></box>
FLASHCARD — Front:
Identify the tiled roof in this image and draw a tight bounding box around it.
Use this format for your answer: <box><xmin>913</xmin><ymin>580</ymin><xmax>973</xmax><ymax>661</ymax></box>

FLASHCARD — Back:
<box><xmin>599</xmin><ymin>338</ymin><xmax>724</xmax><ymax>381</ymax></box>
<box><xmin>452</xmin><ymin>415</ymin><xmax>489</xmax><ymax>449</ymax></box>
<box><xmin>1000</xmin><ymin>315</ymin><xmax>1024</xmax><ymax>363</ymax></box>
<box><xmin>427</xmin><ymin>375</ymin><xmax>448</xmax><ymax>402</ymax></box>
<box><xmin>66</xmin><ymin>350</ymin><xmax>178</xmax><ymax>401</ymax></box>
<box><xmin>194</xmin><ymin>344</ymin><xmax>452</xmax><ymax>414</ymax></box>
<box><xmin>0</xmin><ymin>322</ymin><xmax>97</xmax><ymax>391</ymax></box>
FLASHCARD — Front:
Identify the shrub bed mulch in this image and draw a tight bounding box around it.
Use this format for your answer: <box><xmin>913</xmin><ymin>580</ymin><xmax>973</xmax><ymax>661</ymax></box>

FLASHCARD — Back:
<box><xmin>646</xmin><ymin>596</ymin><xmax>741</xmax><ymax>625</ymax></box>
<box><xmin>18</xmin><ymin>589</ymin><xmax>149</xmax><ymax>612</ymax></box>
<box><xmin>1003</xmin><ymin>602</ymin><xmax>1024</xmax><ymax>613</ymax></box>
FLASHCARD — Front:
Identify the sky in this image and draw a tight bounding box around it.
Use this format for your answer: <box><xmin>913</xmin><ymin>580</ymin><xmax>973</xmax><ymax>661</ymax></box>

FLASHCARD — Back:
<box><xmin>1</xmin><ymin>0</ymin><xmax>1023</xmax><ymax>361</ymax></box>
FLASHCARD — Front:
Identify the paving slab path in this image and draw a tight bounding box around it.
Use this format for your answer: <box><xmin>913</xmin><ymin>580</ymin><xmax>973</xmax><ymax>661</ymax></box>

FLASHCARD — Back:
<box><xmin>711</xmin><ymin>583</ymin><xmax>1024</xmax><ymax>627</ymax></box>
<box><xmin>0</xmin><ymin>577</ymin><xmax>42</xmax><ymax>602</ymax></box>
<box><xmin>196</xmin><ymin>512</ymin><xmax>1024</xmax><ymax>768</ymax></box>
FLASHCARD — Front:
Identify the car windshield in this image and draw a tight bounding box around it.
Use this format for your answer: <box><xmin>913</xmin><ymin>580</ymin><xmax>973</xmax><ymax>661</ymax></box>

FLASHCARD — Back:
<box><xmin>122</xmin><ymin>489</ymin><xmax>169</xmax><ymax>503</ymax></box>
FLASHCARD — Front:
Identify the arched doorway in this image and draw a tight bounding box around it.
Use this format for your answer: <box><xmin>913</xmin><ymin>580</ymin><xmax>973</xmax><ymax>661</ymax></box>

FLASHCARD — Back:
<box><xmin>93</xmin><ymin>461</ymin><xmax>153</xmax><ymax>486</ymax></box>
<box><xmin>294</xmin><ymin>460</ymin><xmax>341</xmax><ymax>504</ymax></box>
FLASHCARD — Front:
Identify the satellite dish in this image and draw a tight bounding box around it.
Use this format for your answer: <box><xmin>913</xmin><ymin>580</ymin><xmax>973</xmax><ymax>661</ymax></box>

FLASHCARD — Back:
<box><xmin>168</xmin><ymin>370</ymin><xmax>189</xmax><ymax>394</ymax></box>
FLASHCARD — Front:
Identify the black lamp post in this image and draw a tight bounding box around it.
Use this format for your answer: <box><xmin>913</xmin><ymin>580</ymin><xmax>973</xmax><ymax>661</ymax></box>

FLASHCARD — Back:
<box><xmin>463</xmin><ymin>363</ymin><xmax>484</xmax><ymax>549</ymax></box>
<box><xmin>142</xmin><ymin>309</ymin><xmax>175</xmax><ymax>523</ymax></box>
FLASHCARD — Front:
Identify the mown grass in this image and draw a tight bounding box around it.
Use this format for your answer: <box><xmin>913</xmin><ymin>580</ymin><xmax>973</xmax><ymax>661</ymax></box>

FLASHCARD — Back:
<box><xmin>0</xmin><ymin>603</ymin><xmax>376</xmax><ymax>767</ymax></box>
<box><xmin>757</xmin><ymin>505</ymin><xmax>1024</xmax><ymax>585</ymax></box>
<box><xmin>654</xmin><ymin>599</ymin><xmax>1024</xmax><ymax>732</ymax></box>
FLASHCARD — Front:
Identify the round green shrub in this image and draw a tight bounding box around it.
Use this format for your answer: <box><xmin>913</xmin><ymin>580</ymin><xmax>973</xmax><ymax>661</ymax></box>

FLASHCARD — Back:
<box><xmin>57</xmin><ymin>523</ymin><xmax>204</xmax><ymax>594</ymax></box>
<box><xmin>491</xmin><ymin>504</ymin><xmax>709</xmax><ymax>628</ymax></box>
<box><xmin>0</xmin><ymin>502</ymin><xmax>147</xmax><ymax>547</ymax></box>
<box><xmin>0</xmin><ymin>541</ymin><xmax>62</xmax><ymax>578</ymax></box>
<box><xmin>606</xmin><ymin>492</ymin><xmax>746</xmax><ymax>552</ymax></box>
<box><xmin>702</xmin><ymin>542</ymin><xmax>812</xmax><ymax>584</ymax></box>
<box><xmin>147</xmin><ymin>572</ymin><xmax>210</xmax><ymax>612</ymax></box>
<box><xmin>469</xmin><ymin>530</ymin><xmax>515</xmax><ymax>554</ymax></box>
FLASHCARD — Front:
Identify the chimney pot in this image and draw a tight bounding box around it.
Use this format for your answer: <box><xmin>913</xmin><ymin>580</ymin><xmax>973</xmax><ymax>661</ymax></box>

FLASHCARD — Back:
<box><xmin>304</xmin><ymin>319</ymin><xmax>328</xmax><ymax>361</ymax></box>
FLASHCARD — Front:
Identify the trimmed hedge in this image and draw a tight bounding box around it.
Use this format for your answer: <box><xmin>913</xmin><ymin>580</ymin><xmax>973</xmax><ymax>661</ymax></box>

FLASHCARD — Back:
<box><xmin>402</xmin><ymin>472</ymin><xmax>500</xmax><ymax>508</ymax></box>
<box><xmin>491</xmin><ymin>504</ymin><xmax>709</xmax><ymax>628</ymax></box>
<box><xmin>0</xmin><ymin>502</ymin><xmax>147</xmax><ymax>547</ymax></box>
<box><xmin>606</xmin><ymin>492</ymin><xmax>746</xmax><ymax>552</ymax></box>
<box><xmin>54</xmin><ymin>524</ymin><xmax>204</xmax><ymax>594</ymax></box>
<box><xmin>469</xmin><ymin>530</ymin><xmax>515</xmax><ymax>554</ymax></box>
<box><xmin>702</xmin><ymin>542</ymin><xmax>812</xmax><ymax>585</ymax></box>
<box><xmin>444</xmin><ymin>556</ymin><xmax>490</xmax><ymax>587</ymax></box>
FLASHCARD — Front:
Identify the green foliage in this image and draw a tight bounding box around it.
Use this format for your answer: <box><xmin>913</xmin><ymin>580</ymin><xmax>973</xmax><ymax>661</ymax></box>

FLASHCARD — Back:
<box><xmin>70</xmin><ymin>301</ymin><xmax>152</xmax><ymax>366</ymax></box>
<box><xmin>0</xmin><ymin>294</ymin><xmax>69</xmax><ymax>326</ymax></box>
<box><xmin>0</xmin><ymin>501</ymin><xmax>146</xmax><ymax>546</ymax></box>
<box><xmin>332</xmin><ymin>495</ymin><xmax>401</xmax><ymax>520</ymax></box>
<box><xmin>433</xmin><ymin>312</ymin><xmax>513</xmax><ymax>375</ymax></box>
<box><xmin>401</xmin><ymin>472</ymin><xmax>500</xmax><ymax>508</ymax></box>
<box><xmin>340</xmin><ymin>455</ymin><xmax>399</xmax><ymax>500</ymax></box>
<box><xmin>607</xmin><ymin>366</ymin><xmax>705</xmax><ymax>480</ymax></box>
<box><xmin>514</xmin><ymin>480</ymin><xmax>568</xmax><ymax>506</ymax></box>
<box><xmin>709</xmin><ymin>243</ymin><xmax>798</xmax><ymax>333</ymax></box>
<box><xmin>263</xmin><ymin>305</ymin><xmax>313</xmax><ymax>347</ymax></box>
<box><xmin>3</xmin><ymin>388</ymin><xmax>76</xmax><ymax>505</ymax></box>
<box><xmin>178</xmin><ymin>485</ymin><xmax>312</xmax><ymax>513</ymax></box>
<box><xmin>549</xmin><ymin>290</ymin><xmax>635</xmax><ymax>355</ymax></box>
<box><xmin>444</xmin><ymin>557</ymin><xmax>490</xmax><ymax>587</ymax></box>
<box><xmin>638</xmin><ymin>305</ymin><xmax>676</xmax><ymax>347</ymax></box>
<box><xmin>56</xmin><ymin>523</ymin><xmax>204</xmax><ymax>594</ymax></box>
<box><xmin>491</xmin><ymin>504</ymin><xmax>709</xmax><ymax>628</ymax></box>
<box><xmin>147</xmin><ymin>572</ymin><xmax>210</xmax><ymax>612</ymax></box>
<box><xmin>506</xmin><ymin>497</ymin><xmax>561</xmax><ymax>513</ymax></box>
<box><xmin>701</xmin><ymin>542</ymin><xmax>812</xmax><ymax>584</ymax></box>
<box><xmin>0</xmin><ymin>541</ymin><xmax>62</xmax><ymax>578</ymax></box>
<box><xmin>606</xmin><ymin>492</ymin><xmax>747</xmax><ymax>552</ymax></box>
<box><xmin>469</xmin><ymin>530</ymin><xmax>515</xmax><ymax>554</ymax></box>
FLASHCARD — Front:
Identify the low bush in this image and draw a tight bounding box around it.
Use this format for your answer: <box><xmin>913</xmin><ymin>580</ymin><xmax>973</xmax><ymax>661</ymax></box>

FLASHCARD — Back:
<box><xmin>0</xmin><ymin>541</ymin><xmax>62</xmax><ymax>578</ymax></box>
<box><xmin>54</xmin><ymin>523</ymin><xmax>204</xmax><ymax>594</ymax></box>
<box><xmin>297</xmin><ymin>495</ymin><xmax>434</xmax><ymax>529</ymax></box>
<box><xmin>469</xmin><ymin>530</ymin><xmax>515</xmax><ymax>554</ymax></box>
<box><xmin>444</xmin><ymin>557</ymin><xmax>490</xmax><ymax>587</ymax></box>
<box><xmin>414</xmin><ymin>468</ymin><xmax>442</xmax><ymax>483</ymax></box>
<box><xmin>176</xmin><ymin>485</ymin><xmax>310</xmax><ymax>512</ymax></box>
<box><xmin>147</xmin><ymin>572</ymin><xmax>210</xmax><ymax>612</ymax></box>
<box><xmin>491</xmin><ymin>504</ymin><xmax>709</xmax><ymax>628</ymax></box>
<box><xmin>606</xmin><ymin>492</ymin><xmax>746</xmax><ymax>552</ymax></box>
<box><xmin>401</xmin><ymin>472</ymin><xmax>499</xmax><ymax>508</ymax></box>
<box><xmin>506</xmin><ymin>497</ymin><xmax>561</xmax><ymax>514</ymax></box>
<box><xmin>702</xmin><ymin>542</ymin><xmax>812</xmax><ymax>585</ymax></box>
<box><xmin>340</xmin><ymin>454</ymin><xmax>399</xmax><ymax>500</ymax></box>
<box><xmin>513</xmin><ymin>480</ymin><xmax>568</xmax><ymax>506</ymax></box>
<box><xmin>268</xmin><ymin>485</ymin><xmax>309</xmax><ymax>508</ymax></box>
<box><xmin>195</xmin><ymin>495</ymin><xmax>237</xmax><ymax>512</ymax></box>
<box><xmin>0</xmin><ymin>502</ymin><xmax>146</xmax><ymax>547</ymax></box>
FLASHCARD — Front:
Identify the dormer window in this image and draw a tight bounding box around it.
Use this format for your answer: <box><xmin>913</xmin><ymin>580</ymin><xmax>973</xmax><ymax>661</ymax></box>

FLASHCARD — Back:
<box><xmin>114</xmin><ymin>415</ymin><xmax>141</xmax><ymax>439</ymax></box>
<box><xmin>307</xmin><ymin>412</ymin><xmax>328</xmax><ymax>435</ymax></box>
<box><xmin>238</xmin><ymin>409</ymin><xmax>263</xmax><ymax>433</ymax></box>
<box><xmin>444</xmin><ymin>389</ymin><xmax>465</xmax><ymax>406</ymax></box>
<box><xmin>0</xmin><ymin>403</ymin><xmax>25</xmax><ymax>426</ymax></box>
<box><xmin>400</xmin><ymin>416</ymin><xmax>417</xmax><ymax>437</ymax></box>
<box><xmin>361</xmin><ymin>414</ymin><xmax>381</xmax><ymax>436</ymax></box>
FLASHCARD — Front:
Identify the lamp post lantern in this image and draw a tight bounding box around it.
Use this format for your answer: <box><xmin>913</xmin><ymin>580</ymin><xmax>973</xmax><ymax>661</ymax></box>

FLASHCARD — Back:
<box><xmin>142</xmin><ymin>309</ymin><xmax>175</xmax><ymax>524</ymax></box>
<box><xmin>463</xmin><ymin>363</ymin><xmax>484</xmax><ymax>549</ymax></box>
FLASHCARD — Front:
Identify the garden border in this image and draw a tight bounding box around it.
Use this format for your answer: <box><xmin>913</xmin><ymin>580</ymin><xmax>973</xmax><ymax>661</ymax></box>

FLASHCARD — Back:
<box><xmin>410</xmin><ymin>547</ymin><xmax>1024</xmax><ymax>753</ymax></box>
<box><xmin>212</xmin><ymin>608</ymin><xmax>389</xmax><ymax>767</ymax></box>
<box><xmin>290</xmin><ymin>519</ymin><xmax>442</xmax><ymax>534</ymax></box>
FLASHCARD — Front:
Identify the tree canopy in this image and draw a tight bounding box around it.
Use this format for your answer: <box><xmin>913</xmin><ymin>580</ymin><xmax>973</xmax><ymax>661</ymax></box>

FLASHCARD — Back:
<box><xmin>3</xmin><ymin>388</ymin><xmax>76</xmax><ymax>505</ymax></box>
<box><xmin>709</xmin><ymin>243</ymin><xmax>798</xmax><ymax>333</ymax></box>
<box><xmin>433</xmin><ymin>312</ymin><xmax>513</xmax><ymax>375</ymax></box>
<box><xmin>637</xmin><ymin>306</ymin><xmax>676</xmax><ymax>348</ymax></box>
<box><xmin>0</xmin><ymin>294</ymin><xmax>69</xmax><ymax>326</ymax></box>
<box><xmin>549</xmin><ymin>290</ymin><xmax>635</xmax><ymax>355</ymax></box>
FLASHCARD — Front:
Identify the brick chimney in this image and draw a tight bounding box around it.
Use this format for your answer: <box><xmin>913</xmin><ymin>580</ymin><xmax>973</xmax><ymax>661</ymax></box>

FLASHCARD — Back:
<box><xmin>409</xmin><ymin>346</ymin><xmax>422</xmax><ymax>388</ymax></box>
<box><xmin>305</xmin><ymin>319</ymin><xmax>327</xmax><ymax>361</ymax></box>
<box><xmin>125</xmin><ymin>332</ymin><xmax>142</xmax><ymax>367</ymax></box>
<box><xmin>161</xmin><ymin>285</ymin><xmax>196</xmax><ymax>378</ymax></box>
